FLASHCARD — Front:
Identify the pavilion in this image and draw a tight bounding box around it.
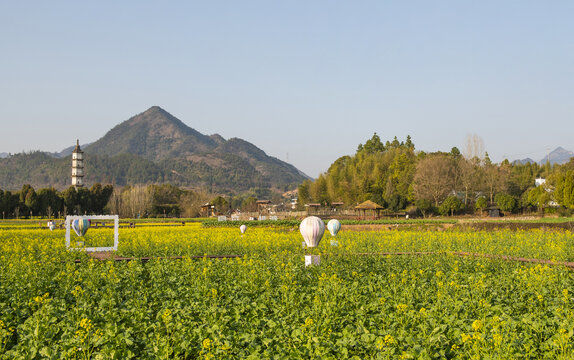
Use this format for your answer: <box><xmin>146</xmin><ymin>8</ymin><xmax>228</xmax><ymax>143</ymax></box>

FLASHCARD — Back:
<box><xmin>354</xmin><ymin>200</ymin><xmax>384</xmax><ymax>219</ymax></box>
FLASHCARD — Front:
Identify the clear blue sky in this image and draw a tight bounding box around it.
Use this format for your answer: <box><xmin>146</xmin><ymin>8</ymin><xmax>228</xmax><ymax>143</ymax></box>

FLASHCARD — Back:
<box><xmin>1</xmin><ymin>1</ymin><xmax>573</xmax><ymax>177</ymax></box>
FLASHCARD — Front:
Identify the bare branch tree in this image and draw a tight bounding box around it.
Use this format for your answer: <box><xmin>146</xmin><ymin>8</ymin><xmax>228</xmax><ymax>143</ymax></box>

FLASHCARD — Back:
<box><xmin>463</xmin><ymin>134</ymin><xmax>485</xmax><ymax>161</ymax></box>
<box><xmin>413</xmin><ymin>154</ymin><xmax>455</xmax><ymax>207</ymax></box>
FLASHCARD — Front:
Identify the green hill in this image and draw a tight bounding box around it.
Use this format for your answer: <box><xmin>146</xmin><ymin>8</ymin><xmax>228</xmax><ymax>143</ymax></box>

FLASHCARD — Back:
<box><xmin>0</xmin><ymin>106</ymin><xmax>309</xmax><ymax>193</ymax></box>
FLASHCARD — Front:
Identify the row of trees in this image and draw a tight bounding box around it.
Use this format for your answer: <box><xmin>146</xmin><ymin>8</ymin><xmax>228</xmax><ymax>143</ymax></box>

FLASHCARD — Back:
<box><xmin>107</xmin><ymin>184</ymin><xmax>206</xmax><ymax>218</ymax></box>
<box><xmin>0</xmin><ymin>181</ymin><xmax>288</xmax><ymax>219</ymax></box>
<box><xmin>106</xmin><ymin>184</ymin><xmax>282</xmax><ymax>218</ymax></box>
<box><xmin>0</xmin><ymin>184</ymin><xmax>114</xmax><ymax>218</ymax></box>
<box><xmin>298</xmin><ymin>133</ymin><xmax>574</xmax><ymax>216</ymax></box>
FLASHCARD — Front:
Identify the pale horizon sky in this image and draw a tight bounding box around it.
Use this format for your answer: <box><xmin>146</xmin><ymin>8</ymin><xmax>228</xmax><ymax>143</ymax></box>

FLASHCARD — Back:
<box><xmin>1</xmin><ymin>1</ymin><xmax>573</xmax><ymax>177</ymax></box>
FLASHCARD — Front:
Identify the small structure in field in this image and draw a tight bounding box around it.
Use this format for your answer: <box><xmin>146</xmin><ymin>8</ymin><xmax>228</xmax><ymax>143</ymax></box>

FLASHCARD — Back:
<box><xmin>201</xmin><ymin>203</ymin><xmax>215</xmax><ymax>217</ymax></box>
<box><xmin>487</xmin><ymin>206</ymin><xmax>501</xmax><ymax>218</ymax></box>
<box><xmin>305</xmin><ymin>203</ymin><xmax>322</xmax><ymax>215</ymax></box>
<box><xmin>256</xmin><ymin>200</ymin><xmax>271</xmax><ymax>216</ymax></box>
<box><xmin>354</xmin><ymin>200</ymin><xmax>384</xmax><ymax>219</ymax></box>
<box><xmin>331</xmin><ymin>202</ymin><xmax>344</xmax><ymax>211</ymax></box>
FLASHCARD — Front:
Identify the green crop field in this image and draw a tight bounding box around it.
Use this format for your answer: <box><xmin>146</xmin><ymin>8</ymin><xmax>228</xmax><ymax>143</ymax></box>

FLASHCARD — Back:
<box><xmin>1</xmin><ymin>223</ymin><xmax>574</xmax><ymax>359</ymax></box>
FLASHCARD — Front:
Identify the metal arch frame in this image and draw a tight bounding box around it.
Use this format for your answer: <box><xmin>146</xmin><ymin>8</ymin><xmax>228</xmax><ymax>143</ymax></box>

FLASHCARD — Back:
<box><xmin>66</xmin><ymin>215</ymin><xmax>119</xmax><ymax>252</ymax></box>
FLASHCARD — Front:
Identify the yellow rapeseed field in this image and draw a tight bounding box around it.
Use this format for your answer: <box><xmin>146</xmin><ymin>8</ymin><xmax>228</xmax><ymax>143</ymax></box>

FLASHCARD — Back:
<box><xmin>1</xmin><ymin>223</ymin><xmax>574</xmax><ymax>358</ymax></box>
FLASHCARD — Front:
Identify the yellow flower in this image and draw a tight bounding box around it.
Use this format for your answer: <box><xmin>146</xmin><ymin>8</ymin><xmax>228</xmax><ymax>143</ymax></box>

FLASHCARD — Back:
<box><xmin>79</xmin><ymin>318</ymin><xmax>93</xmax><ymax>331</ymax></box>
<box><xmin>384</xmin><ymin>334</ymin><xmax>396</xmax><ymax>345</ymax></box>
<box><xmin>162</xmin><ymin>309</ymin><xmax>172</xmax><ymax>323</ymax></box>
<box><xmin>472</xmin><ymin>319</ymin><xmax>482</xmax><ymax>332</ymax></box>
<box><xmin>71</xmin><ymin>285</ymin><xmax>83</xmax><ymax>297</ymax></box>
<box><xmin>492</xmin><ymin>333</ymin><xmax>502</xmax><ymax>346</ymax></box>
<box><xmin>304</xmin><ymin>317</ymin><xmax>313</xmax><ymax>327</ymax></box>
<box><xmin>396</xmin><ymin>304</ymin><xmax>408</xmax><ymax>313</ymax></box>
<box><xmin>202</xmin><ymin>338</ymin><xmax>212</xmax><ymax>349</ymax></box>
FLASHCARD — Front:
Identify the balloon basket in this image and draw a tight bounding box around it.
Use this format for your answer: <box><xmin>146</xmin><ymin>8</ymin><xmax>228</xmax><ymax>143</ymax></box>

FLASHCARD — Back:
<box><xmin>305</xmin><ymin>255</ymin><xmax>320</xmax><ymax>267</ymax></box>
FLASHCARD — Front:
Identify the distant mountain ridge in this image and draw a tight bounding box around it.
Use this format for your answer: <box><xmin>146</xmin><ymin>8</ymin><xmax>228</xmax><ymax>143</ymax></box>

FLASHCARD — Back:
<box><xmin>0</xmin><ymin>106</ymin><xmax>309</xmax><ymax>192</ymax></box>
<box><xmin>511</xmin><ymin>147</ymin><xmax>574</xmax><ymax>166</ymax></box>
<box><xmin>540</xmin><ymin>147</ymin><xmax>574</xmax><ymax>165</ymax></box>
<box><xmin>512</xmin><ymin>158</ymin><xmax>535</xmax><ymax>165</ymax></box>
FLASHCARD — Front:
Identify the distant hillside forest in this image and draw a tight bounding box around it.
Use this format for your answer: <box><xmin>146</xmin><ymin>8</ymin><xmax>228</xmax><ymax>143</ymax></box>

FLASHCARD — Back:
<box><xmin>298</xmin><ymin>134</ymin><xmax>574</xmax><ymax>216</ymax></box>
<box><xmin>0</xmin><ymin>151</ymin><xmax>299</xmax><ymax>194</ymax></box>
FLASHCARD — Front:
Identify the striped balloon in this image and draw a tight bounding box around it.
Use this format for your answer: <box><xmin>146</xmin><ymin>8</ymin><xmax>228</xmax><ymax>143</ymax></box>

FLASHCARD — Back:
<box><xmin>327</xmin><ymin>219</ymin><xmax>341</xmax><ymax>236</ymax></box>
<box><xmin>299</xmin><ymin>216</ymin><xmax>325</xmax><ymax>248</ymax></box>
<box><xmin>72</xmin><ymin>218</ymin><xmax>90</xmax><ymax>237</ymax></box>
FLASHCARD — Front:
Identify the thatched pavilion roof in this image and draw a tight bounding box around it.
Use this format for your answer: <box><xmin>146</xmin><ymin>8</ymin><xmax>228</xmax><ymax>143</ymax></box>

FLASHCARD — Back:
<box><xmin>354</xmin><ymin>200</ymin><xmax>384</xmax><ymax>210</ymax></box>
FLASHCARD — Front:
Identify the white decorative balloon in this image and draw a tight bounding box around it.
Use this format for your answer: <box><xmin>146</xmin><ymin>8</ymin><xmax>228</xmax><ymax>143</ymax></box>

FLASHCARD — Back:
<box><xmin>240</xmin><ymin>224</ymin><xmax>247</xmax><ymax>234</ymax></box>
<box><xmin>299</xmin><ymin>216</ymin><xmax>325</xmax><ymax>248</ymax></box>
<box><xmin>327</xmin><ymin>219</ymin><xmax>341</xmax><ymax>237</ymax></box>
<box><xmin>49</xmin><ymin>224</ymin><xmax>56</xmax><ymax>231</ymax></box>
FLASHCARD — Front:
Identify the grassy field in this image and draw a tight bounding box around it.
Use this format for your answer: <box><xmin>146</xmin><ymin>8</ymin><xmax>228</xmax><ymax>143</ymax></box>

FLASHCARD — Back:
<box><xmin>1</xmin><ymin>222</ymin><xmax>574</xmax><ymax>359</ymax></box>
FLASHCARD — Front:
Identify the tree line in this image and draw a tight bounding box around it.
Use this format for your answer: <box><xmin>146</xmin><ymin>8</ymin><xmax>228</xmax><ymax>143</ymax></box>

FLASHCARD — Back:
<box><xmin>298</xmin><ymin>133</ymin><xmax>574</xmax><ymax>216</ymax></box>
<box><xmin>0</xmin><ymin>184</ymin><xmax>114</xmax><ymax>219</ymax></box>
<box><xmin>105</xmin><ymin>184</ymin><xmax>284</xmax><ymax>218</ymax></box>
<box><xmin>0</xmin><ymin>181</ymin><xmax>288</xmax><ymax>219</ymax></box>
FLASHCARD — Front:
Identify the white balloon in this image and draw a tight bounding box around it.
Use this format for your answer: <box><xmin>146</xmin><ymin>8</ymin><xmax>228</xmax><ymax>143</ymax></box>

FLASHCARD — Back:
<box><xmin>49</xmin><ymin>224</ymin><xmax>56</xmax><ymax>231</ymax></box>
<box><xmin>240</xmin><ymin>224</ymin><xmax>247</xmax><ymax>234</ymax></box>
<box><xmin>327</xmin><ymin>219</ymin><xmax>341</xmax><ymax>237</ymax></box>
<box><xmin>299</xmin><ymin>216</ymin><xmax>325</xmax><ymax>248</ymax></box>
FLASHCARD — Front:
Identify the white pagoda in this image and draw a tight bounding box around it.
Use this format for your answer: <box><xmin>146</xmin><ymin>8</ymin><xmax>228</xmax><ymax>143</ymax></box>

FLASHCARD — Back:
<box><xmin>71</xmin><ymin>140</ymin><xmax>84</xmax><ymax>188</ymax></box>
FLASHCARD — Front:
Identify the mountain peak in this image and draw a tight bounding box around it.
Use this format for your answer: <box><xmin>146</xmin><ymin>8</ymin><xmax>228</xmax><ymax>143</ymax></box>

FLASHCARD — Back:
<box><xmin>142</xmin><ymin>105</ymin><xmax>169</xmax><ymax>116</ymax></box>
<box><xmin>129</xmin><ymin>106</ymin><xmax>181</xmax><ymax>127</ymax></box>
<box><xmin>85</xmin><ymin>106</ymin><xmax>216</xmax><ymax>159</ymax></box>
<box><xmin>540</xmin><ymin>147</ymin><xmax>574</xmax><ymax>165</ymax></box>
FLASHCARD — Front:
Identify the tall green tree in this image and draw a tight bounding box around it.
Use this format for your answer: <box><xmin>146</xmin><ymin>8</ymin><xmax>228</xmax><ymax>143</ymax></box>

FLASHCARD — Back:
<box><xmin>439</xmin><ymin>196</ymin><xmax>464</xmax><ymax>216</ymax></box>
<box><xmin>37</xmin><ymin>187</ymin><xmax>62</xmax><ymax>217</ymax></box>
<box><xmin>551</xmin><ymin>170</ymin><xmax>574</xmax><ymax>208</ymax></box>
<box><xmin>90</xmin><ymin>183</ymin><xmax>114</xmax><ymax>214</ymax></box>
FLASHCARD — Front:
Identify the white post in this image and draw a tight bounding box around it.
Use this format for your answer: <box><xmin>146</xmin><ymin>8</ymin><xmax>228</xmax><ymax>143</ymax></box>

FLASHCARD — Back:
<box><xmin>305</xmin><ymin>255</ymin><xmax>320</xmax><ymax>267</ymax></box>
